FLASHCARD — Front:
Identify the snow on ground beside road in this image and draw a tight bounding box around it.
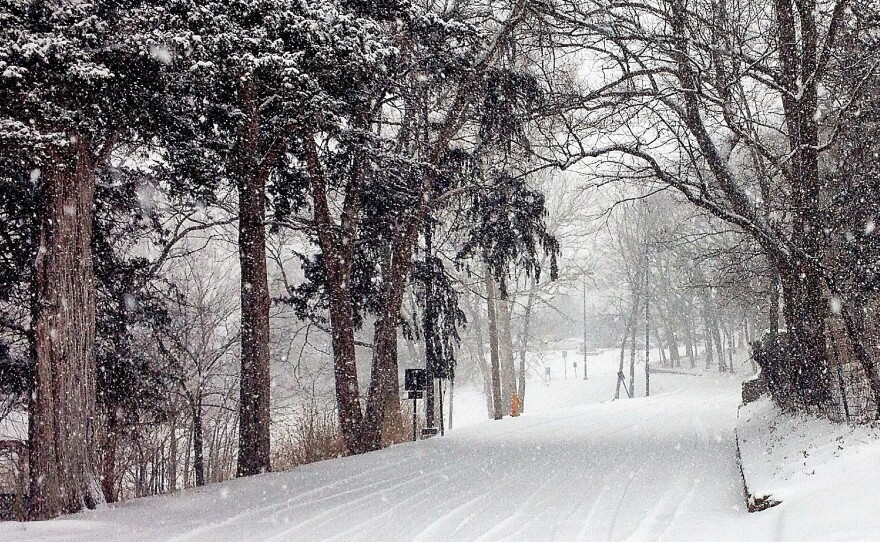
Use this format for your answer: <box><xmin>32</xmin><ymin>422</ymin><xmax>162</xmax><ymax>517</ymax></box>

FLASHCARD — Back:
<box><xmin>738</xmin><ymin>398</ymin><xmax>880</xmax><ymax>542</ymax></box>
<box><xmin>2</xmin><ymin>350</ymin><xmax>878</xmax><ymax>541</ymax></box>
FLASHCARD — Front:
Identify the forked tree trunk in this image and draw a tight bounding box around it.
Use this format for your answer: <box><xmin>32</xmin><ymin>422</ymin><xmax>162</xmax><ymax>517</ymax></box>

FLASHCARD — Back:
<box><xmin>302</xmin><ymin>128</ymin><xmax>364</xmax><ymax>455</ymax></box>
<box><xmin>29</xmin><ymin>134</ymin><xmax>104</xmax><ymax>519</ymax></box>
<box><xmin>236</xmin><ymin>85</ymin><xmax>272</xmax><ymax>476</ymax></box>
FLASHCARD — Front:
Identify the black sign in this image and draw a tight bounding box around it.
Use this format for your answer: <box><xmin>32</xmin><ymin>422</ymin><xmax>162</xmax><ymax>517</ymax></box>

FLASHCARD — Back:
<box><xmin>405</xmin><ymin>368</ymin><xmax>428</xmax><ymax>391</ymax></box>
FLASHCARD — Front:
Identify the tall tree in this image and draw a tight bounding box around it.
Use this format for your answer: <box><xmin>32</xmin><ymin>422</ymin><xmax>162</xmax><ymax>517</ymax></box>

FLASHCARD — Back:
<box><xmin>0</xmin><ymin>0</ymin><xmax>176</xmax><ymax>517</ymax></box>
<box><xmin>542</xmin><ymin>0</ymin><xmax>869</xmax><ymax>408</ymax></box>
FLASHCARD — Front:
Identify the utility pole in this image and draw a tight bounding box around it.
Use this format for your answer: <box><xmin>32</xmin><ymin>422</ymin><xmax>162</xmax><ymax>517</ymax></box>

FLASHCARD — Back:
<box><xmin>583</xmin><ymin>273</ymin><xmax>588</xmax><ymax>380</ymax></box>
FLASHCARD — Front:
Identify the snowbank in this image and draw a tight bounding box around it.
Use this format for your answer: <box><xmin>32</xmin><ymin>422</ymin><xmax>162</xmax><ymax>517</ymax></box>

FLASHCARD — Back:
<box><xmin>738</xmin><ymin>398</ymin><xmax>880</xmax><ymax>541</ymax></box>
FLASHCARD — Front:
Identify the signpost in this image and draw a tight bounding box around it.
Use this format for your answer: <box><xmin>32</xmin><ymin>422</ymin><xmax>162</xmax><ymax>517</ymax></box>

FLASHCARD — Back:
<box><xmin>404</xmin><ymin>369</ymin><xmax>427</xmax><ymax>442</ymax></box>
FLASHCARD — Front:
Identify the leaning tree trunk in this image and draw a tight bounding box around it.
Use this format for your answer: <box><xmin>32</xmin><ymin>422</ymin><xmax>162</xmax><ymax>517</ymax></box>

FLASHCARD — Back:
<box><xmin>236</xmin><ymin>87</ymin><xmax>272</xmax><ymax>476</ymax></box>
<box><xmin>29</xmin><ymin>134</ymin><xmax>104</xmax><ymax>519</ymax></box>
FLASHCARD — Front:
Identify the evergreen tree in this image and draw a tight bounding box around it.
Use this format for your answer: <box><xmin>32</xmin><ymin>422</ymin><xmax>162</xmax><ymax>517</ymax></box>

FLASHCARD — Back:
<box><xmin>0</xmin><ymin>0</ymin><xmax>174</xmax><ymax>518</ymax></box>
<box><xmin>158</xmin><ymin>0</ymin><xmax>395</xmax><ymax>461</ymax></box>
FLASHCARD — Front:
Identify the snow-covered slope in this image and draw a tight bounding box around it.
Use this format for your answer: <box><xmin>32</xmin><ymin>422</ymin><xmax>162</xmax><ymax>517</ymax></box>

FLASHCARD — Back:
<box><xmin>2</xmin><ymin>351</ymin><xmax>877</xmax><ymax>541</ymax></box>
<box><xmin>738</xmin><ymin>398</ymin><xmax>880</xmax><ymax>542</ymax></box>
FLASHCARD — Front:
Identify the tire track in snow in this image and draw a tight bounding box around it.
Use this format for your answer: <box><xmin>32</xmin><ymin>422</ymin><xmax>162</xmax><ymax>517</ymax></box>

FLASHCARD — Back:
<box><xmin>163</xmin><ymin>455</ymin><xmax>420</xmax><ymax>542</ymax></box>
<box><xmin>260</xmin><ymin>455</ymin><xmax>463</xmax><ymax>542</ymax></box>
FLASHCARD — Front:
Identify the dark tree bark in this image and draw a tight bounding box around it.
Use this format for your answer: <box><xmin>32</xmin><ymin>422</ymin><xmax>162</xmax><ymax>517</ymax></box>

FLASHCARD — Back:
<box><xmin>168</xmin><ymin>413</ymin><xmax>178</xmax><ymax>493</ymax></box>
<box><xmin>192</xmin><ymin>396</ymin><xmax>205</xmax><ymax>487</ymax></box>
<box><xmin>712</xmin><ymin>316</ymin><xmax>725</xmax><ymax>372</ymax></box>
<box><xmin>101</xmin><ymin>410</ymin><xmax>120</xmax><ymax>503</ymax></box>
<box><xmin>236</xmin><ymin>84</ymin><xmax>272</xmax><ymax>476</ymax></box>
<box><xmin>703</xmin><ymin>305</ymin><xmax>715</xmax><ymax>371</ymax></box>
<box><xmin>29</xmin><ymin>133</ymin><xmax>104</xmax><ymax>519</ymax></box>
<box><xmin>361</xmin><ymin>235</ymin><xmax>411</xmax><ymax>450</ymax></box>
<box><xmin>779</xmin><ymin>264</ymin><xmax>833</xmax><ymax>404</ymax></box>
<box><xmin>302</xmin><ymin>129</ymin><xmax>365</xmax><ymax>455</ymax></box>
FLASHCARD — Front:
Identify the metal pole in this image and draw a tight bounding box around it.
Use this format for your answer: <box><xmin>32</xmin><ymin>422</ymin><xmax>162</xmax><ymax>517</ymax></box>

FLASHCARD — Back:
<box><xmin>438</xmin><ymin>379</ymin><xmax>445</xmax><ymax>436</ymax></box>
<box><xmin>424</xmin><ymin>217</ymin><xmax>436</xmax><ymax>429</ymax></box>
<box><xmin>412</xmin><ymin>397</ymin><xmax>417</xmax><ymax>442</ymax></box>
<box><xmin>583</xmin><ymin>274</ymin><xmax>588</xmax><ymax>380</ymax></box>
<box><xmin>645</xmin><ymin>250</ymin><xmax>650</xmax><ymax>397</ymax></box>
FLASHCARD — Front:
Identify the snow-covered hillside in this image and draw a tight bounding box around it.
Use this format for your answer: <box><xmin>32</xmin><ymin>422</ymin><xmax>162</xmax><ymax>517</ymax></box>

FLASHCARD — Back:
<box><xmin>2</xmin><ymin>351</ymin><xmax>878</xmax><ymax>541</ymax></box>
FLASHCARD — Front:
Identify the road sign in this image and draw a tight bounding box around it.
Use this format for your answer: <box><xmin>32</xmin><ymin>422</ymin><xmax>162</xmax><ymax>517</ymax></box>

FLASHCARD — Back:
<box><xmin>405</xmin><ymin>368</ymin><xmax>427</xmax><ymax>392</ymax></box>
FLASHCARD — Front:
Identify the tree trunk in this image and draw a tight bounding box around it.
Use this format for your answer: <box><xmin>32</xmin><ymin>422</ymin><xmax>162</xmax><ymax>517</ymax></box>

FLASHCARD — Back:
<box><xmin>302</xmin><ymin>129</ymin><xmax>365</xmax><ymax>455</ymax></box>
<box><xmin>29</xmin><ymin>134</ymin><xmax>104</xmax><ymax>519</ymax></box>
<box><xmin>168</xmin><ymin>414</ymin><xmax>178</xmax><ymax>493</ymax></box>
<box><xmin>423</xmin><ymin>222</ymin><xmax>437</xmax><ymax>429</ymax></box>
<box><xmin>469</xmin><ymin>286</ymin><xmax>494</xmax><ymax>418</ymax></box>
<box><xmin>702</xmin><ymin>297</ymin><xmax>715</xmax><ymax>370</ymax></box>
<box><xmin>769</xmin><ymin>273</ymin><xmax>781</xmax><ymax>346</ymax></box>
<box><xmin>616</xmin><ymin>289</ymin><xmax>640</xmax><ymax>399</ymax></box>
<box><xmin>519</xmin><ymin>288</ymin><xmax>537</xmax><ymax>411</ymax></box>
<box><xmin>726</xmin><ymin>324</ymin><xmax>735</xmax><ymax>372</ymax></box>
<box><xmin>840</xmin><ymin>302</ymin><xmax>880</xmax><ymax>419</ymax></box>
<box><xmin>193</xmin><ymin>397</ymin><xmax>206</xmax><ymax>487</ymax></box>
<box><xmin>361</xmin><ymin>236</ymin><xmax>412</xmax><ymax>451</ymax></box>
<box><xmin>485</xmin><ymin>267</ymin><xmax>504</xmax><ymax>419</ymax></box>
<box><xmin>183</xmin><ymin>425</ymin><xmax>192</xmax><ymax>489</ymax></box>
<box><xmin>629</xmin><ymin>301</ymin><xmax>639</xmax><ymax>397</ymax></box>
<box><xmin>101</xmin><ymin>411</ymin><xmax>119</xmax><ymax>503</ymax></box>
<box><xmin>236</xmin><ymin>86</ymin><xmax>272</xmax><ymax>476</ymax></box>
<box><xmin>498</xmin><ymin>295</ymin><xmax>517</xmax><ymax>414</ymax></box>
<box><xmin>665</xmin><ymin>323</ymin><xmax>681</xmax><ymax>368</ymax></box>
<box><xmin>779</xmin><ymin>265</ymin><xmax>833</xmax><ymax>405</ymax></box>
<box><xmin>684</xmin><ymin>305</ymin><xmax>697</xmax><ymax>367</ymax></box>
<box><xmin>772</xmin><ymin>0</ymin><xmax>832</xmax><ymax>406</ymax></box>
<box><xmin>713</xmin><ymin>317</ymin><xmax>725</xmax><ymax>373</ymax></box>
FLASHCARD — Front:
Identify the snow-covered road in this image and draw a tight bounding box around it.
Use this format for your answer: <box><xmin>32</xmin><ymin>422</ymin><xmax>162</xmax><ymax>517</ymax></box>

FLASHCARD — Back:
<box><xmin>3</xmin><ymin>351</ymin><xmax>766</xmax><ymax>542</ymax></box>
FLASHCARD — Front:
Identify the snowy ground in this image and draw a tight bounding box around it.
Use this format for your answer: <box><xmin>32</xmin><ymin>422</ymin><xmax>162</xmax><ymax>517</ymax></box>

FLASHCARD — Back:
<box><xmin>2</xmin><ymin>350</ymin><xmax>878</xmax><ymax>541</ymax></box>
<box><xmin>738</xmin><ymin>398</ymin><xmax>880</xmax><ymax>541</ymax></box>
